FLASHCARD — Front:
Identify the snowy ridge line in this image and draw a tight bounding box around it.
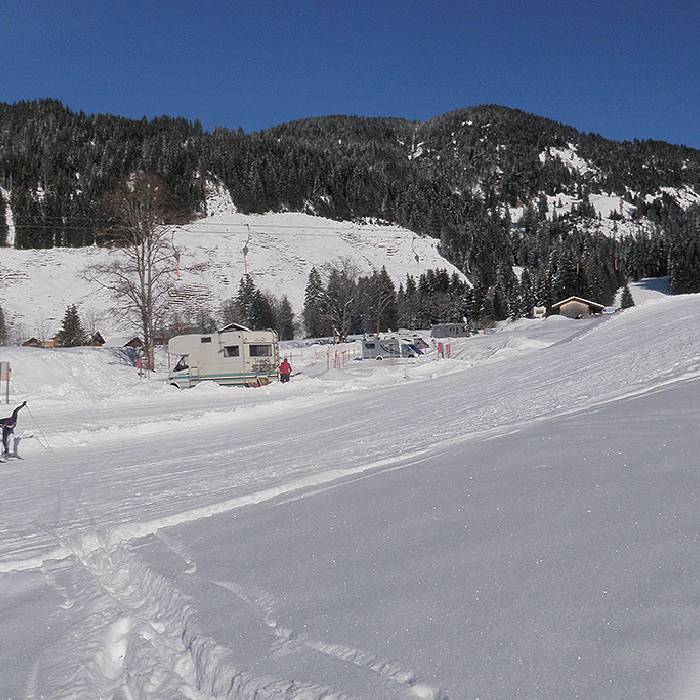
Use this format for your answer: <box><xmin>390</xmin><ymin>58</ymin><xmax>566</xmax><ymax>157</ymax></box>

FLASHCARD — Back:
<box><xmin>31</xmin><ymin>528</ymin><xmax>344</xmax><ymax>698</ymax></box>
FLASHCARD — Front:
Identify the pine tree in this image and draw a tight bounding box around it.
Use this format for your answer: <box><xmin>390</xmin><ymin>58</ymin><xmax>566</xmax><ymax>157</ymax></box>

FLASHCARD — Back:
<box><xmin>58</xmin><ymin>305</ymin><xmax>86</xmax><ymax>347</ymax></box>
<box><xmin>400</xmin><ymin>274</ymin><xmax>420</xmax><ymax>329</ymax></box>
<box><xmin>275</xmin><ymin>296</ymin><xmax>296</xmax><ymax>340</ymax></box>
<box><xmin>0</xmin><ymin>306</ymin><xmax>7</xmax><ymax>345</ymax></box>
<box><xmin>235</xmin><ymin>274</ymin><xmax>258</xmax><ymax>327</ymax></box>
<box><xmin>303</xmin><ymin>267</ymin><xmax>327</xmax><ymax>338</ymax></box>
<box><xmin>492</xmin><ymin>284</ymin><xmax>508</xmax><ymax>321</ymax></box>
<box><xmin>668</xmin><ymin>205</ymin><xmax>700</xmax><ymax>294</ymax></box>
<box><xmin>519</xmin><ymin>268</ymin><xmax>536</xmax><ymax>318</ymax></box>
<box><xmin>250</xmin><ymin>290</ymin><xmax>276</xmax><ymax>330</ymax></box>
<box><xmin>620</xmin><ymin>284</ymin><xmax>635</xmax><ymax>309</ymax></box>
<box><xmin>0</xmin><ymin>190</ymin><xmax>7</xmax><ymax>246</ymax></box>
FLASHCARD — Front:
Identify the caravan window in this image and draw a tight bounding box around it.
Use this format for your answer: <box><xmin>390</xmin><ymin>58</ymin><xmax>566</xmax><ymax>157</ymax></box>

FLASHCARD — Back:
<box><xmin>224</xmin><ymin>345</ymin><xmax>240</xmax><ymax>357</ymax></box>
<box><xmin>364</xmin><ymin>342</ymin><xmax>376</xmax><ymax>349</ymax></box>
<box><xmin>200</xmin><ymin>337</ymin><xmax>212</xmax><ymax>344</ymax></box>
<box><xmin>174</xmin><ymin>356</ymin><xmax>189</xmax><ymax>371</ymax></box>
<box><xmin>249</xmin><ymin>344</ymin><xmax>272</xmax><ymax>357</ymax></box>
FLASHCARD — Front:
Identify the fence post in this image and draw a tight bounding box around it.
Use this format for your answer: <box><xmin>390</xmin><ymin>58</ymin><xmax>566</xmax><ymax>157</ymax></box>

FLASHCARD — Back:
<box><xmin>0</xmin><ymin>362</ymin><xmax>10</xmax><ymax>404</ymax></box>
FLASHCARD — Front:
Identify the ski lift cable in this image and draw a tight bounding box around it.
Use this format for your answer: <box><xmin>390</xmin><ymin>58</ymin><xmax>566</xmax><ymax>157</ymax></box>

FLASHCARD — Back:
<box><xmin>14</xmin><ymin>223</ymin><xmax>434</xmax><ymax>243</ymax></box>
<box><xmin>18</xmin><ymin>216</ymin><xmax>435</xmax><ymax>235</ymax></box>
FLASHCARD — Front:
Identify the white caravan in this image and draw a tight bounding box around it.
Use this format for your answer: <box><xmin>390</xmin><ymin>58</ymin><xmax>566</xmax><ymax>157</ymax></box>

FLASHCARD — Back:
<box><xmin>168</xmin><ymin>323</ymin><xmax>280</xmax><ymax>388</ymax></box>
<box><xmin>361</xmin><ymin>336</ymin><xmax>422</xmax><ymax>360</ymax></box>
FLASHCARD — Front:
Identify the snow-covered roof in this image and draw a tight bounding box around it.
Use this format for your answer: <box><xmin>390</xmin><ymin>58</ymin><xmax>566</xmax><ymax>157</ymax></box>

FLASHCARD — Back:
<box><xmin>219</xmin><ymin>322</ymin><xmax>251</xmax><ymax>332</ymax></box>
<box><xmin>551</xmin><ymin>296</ymin><xmax>605</xmax><ymax>310</ymax></box>
<box><xmin>104</xmin><ymin>335</ymin><xmax>143</xmax><ymax>348</ymax></box>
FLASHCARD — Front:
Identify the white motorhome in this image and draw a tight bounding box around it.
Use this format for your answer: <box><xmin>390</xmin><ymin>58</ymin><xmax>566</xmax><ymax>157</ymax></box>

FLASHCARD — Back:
<box><xmin>361</xmin><ymin>336</ymin><xmax>422</xmax><ymax>360</ymax></box>
<box><xmin>168</xmin><ymin>323</ymin><xmax>279</xmax><ymax>388</ymax></box>
<box><xmin>430</xmin><ymin>323</ymin><xmax>471</xmax><ymax>338</ymax></box>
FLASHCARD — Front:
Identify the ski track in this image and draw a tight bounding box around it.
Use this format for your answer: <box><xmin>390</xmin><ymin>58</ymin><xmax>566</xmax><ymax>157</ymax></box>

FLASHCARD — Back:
<box><xmin>24</xmin><ymin>499</ymin><xmax>446</xmax><ymax>698</ymax></box>
<box><xmin>29</xmin><ymin>519</ymin><xmax>346</xmax><ymax>698</ymax></box>
<box><xmin>212</xmin><ymin>579</ymin><xmax>438</xmax><ymax>696</ymax></box>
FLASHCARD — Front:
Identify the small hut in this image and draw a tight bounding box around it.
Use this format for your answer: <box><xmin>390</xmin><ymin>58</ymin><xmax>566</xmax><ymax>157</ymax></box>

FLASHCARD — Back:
<box><xmin>42</xmin><ymin>335</ymin><xmax>62</xmax><ymax>348</ymax></box>
<box><xmin>551</xmin><ymin>296</ymin><xmax>606</xmax><ymax>319</ymax></box>
<box><xmin>88</xmin><ymin>332</ymin><xmax>106</xmax><ymax>347</ymax></box>
<box><xmin>22</xmin><ymin>337</ymin><xmax>42</xmax><ymax>348</ymax></box>
<box><xmin>105</xmin><ymin>335</ymin><xmax>144</xmax><ymax>349</ymax></box>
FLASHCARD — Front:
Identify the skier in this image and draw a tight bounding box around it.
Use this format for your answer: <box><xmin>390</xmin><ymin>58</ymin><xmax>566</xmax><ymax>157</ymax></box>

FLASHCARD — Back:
<box><xmin>279</xmin><ymin>357</ymin><xmax>292</xmax><ymax>383</ymax></box>
<box><xmin>0</xmin><ymin>401</ymin><xmax>27</xmax><ymax>457</ymax></box>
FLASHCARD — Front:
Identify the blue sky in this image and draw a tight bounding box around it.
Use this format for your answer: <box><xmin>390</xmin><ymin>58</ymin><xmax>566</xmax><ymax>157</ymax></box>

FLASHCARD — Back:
<box><xmin>1</xmin><ymin>0</ymin><xmax>699</xmax><ymax>147</ymax></box>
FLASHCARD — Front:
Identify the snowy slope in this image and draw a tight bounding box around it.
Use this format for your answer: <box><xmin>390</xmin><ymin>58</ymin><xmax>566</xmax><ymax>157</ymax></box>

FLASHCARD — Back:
<box><xmin>1</xmin><ymin>294</ymin><xmax>700</xmax><ymax>696</ymax></box>
<box><xmin>615</xmin><ymin>275</ymin><xmax>671</xmax><ymax>306</ymax></box>
<box><xmin>0</xmin><ymin>209</ymin><xmax>463</xmax><ymax>339</ymax></box>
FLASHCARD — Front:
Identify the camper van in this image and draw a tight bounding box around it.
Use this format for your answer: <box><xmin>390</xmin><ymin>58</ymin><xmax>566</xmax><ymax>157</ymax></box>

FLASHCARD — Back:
<box><xmin>361</xmin><ymin>336</ymin><xmax>422</xmax><ymax>360</ymax></box>
<box><xmin>430</xmin><ymin>323</ymin><xmax>471</xmax><ymax>338</ymax></box>
<box><xmin>168</xmin><ymin>323</ymin><xmax>280</xmax><ymax>388</ymax></box>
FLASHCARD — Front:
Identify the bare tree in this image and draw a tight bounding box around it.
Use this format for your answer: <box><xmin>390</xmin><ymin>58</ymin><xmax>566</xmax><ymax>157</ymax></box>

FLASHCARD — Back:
<box><xmin>86</xmin><ymin>173</ymin><xmax>183</xmax><ymax>370</ymax></box>
<box><xmin>10</xmin><ymin>320</ymin><xmax>27</xmax><ymax>346</ymax></box>
<box><xmin>81</xmin><ymin>307</ymin><xmax>104</xmax><ymax>337</ymax></box>
<box><xmin>34</xmin><ymin>316</ymin><xmax>52</xmax><ymax>344</ymax></box>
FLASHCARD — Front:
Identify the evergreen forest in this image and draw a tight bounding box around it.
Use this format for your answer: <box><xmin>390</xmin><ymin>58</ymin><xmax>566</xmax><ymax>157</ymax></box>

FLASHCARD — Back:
<box><xmin>2</xmin><ymin>99</ymin><xmax>700</xmax><ymax>305</ymax></box>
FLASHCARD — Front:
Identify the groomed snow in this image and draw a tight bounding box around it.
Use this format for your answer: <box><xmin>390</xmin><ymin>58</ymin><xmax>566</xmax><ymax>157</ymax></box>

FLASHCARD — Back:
<box><xmin>1</xmin><ymin>293</ymin><xmax>700</xmax><ymax>696</ymax></box>
<box><xmin>615</xmin><ymin>276</ymin><xmax>671</xmax><ymax>307</ymax></box>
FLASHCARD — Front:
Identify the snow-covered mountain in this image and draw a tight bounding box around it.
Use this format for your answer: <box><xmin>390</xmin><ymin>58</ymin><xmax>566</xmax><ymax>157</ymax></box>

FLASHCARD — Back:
<box><xmin>0</xmin><ymin>203</ymin><xmax>464</xmax><ymax>339</ymax></box>
<box><xmin>3</xmin><ymin>100</ymin><xmax>700</xmax><ymax>335</ymax></box>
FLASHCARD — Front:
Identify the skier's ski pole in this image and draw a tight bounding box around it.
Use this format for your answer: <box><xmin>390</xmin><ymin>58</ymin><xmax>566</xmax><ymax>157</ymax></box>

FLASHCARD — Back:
<box><xmin>26</xmin><ymin>405</ymin><xmax>56</xmax><ymax>454</ymax></box>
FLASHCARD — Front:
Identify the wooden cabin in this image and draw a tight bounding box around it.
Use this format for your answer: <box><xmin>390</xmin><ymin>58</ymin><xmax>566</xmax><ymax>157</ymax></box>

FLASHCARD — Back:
<box><xmin>105</xmin><ymin>335</ymin><xmax>144</xmax><ymax>349</ymax></box>
<box><xmin>551</xmin><ymin>296</ymin><xmax>606</xmax><ymax>319</ymax></box>
<box><xmin>88</xmin><ymin>332</ymin><xmax>106</xmax><ymax>347</ymax></box>
<box><xmin>42</xmin><ymin>335</ymin><xmax>62</xmax><ymax>348</ymax></box>
<box><xmin>21</xmin><ymin>337</ymin><xmax>42</xmax><ymax>348</ymax></box>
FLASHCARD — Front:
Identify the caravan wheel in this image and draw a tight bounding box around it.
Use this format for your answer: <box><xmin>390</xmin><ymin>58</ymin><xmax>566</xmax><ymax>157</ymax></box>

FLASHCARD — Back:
<box><xmin>376</xmin><ymin>356</ymin><xmax>383</xmax><ymax>361</ymax></box>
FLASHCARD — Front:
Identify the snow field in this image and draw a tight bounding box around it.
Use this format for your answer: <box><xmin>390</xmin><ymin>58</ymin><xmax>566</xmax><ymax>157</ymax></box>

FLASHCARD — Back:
<box><xmin>0</xmin><ymin>209</ymin><xmax>465</xmax><ymax>340</ymax></box>
<box><xmin>1</xmin><ymin>292</ymin><xmax>700</xmax><ymax>696</ymax></box>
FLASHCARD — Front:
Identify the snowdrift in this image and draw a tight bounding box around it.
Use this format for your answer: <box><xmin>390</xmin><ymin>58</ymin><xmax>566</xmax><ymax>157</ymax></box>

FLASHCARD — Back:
<box><xmin>0</xmin><ymin>346</ymin><xmax>153</xmax><ymax>402</ymax></box>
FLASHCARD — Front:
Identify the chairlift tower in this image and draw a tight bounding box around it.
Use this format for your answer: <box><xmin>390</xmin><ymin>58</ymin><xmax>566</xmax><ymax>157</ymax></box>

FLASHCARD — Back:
<box><xmin>243</xmin><ymin>224</ymin><xmax>251</xmax><ymax>275</ymax></box>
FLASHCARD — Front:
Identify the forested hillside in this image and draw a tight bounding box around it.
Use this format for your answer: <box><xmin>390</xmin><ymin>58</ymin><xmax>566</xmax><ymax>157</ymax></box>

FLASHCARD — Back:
<box><xmin>2</xmin><ymin>99</ymin><xmax>700</xmax><ymax>306</ymax></box>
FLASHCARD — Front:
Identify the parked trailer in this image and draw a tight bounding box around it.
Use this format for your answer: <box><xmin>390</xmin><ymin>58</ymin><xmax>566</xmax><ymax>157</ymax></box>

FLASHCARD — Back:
<box><xmin>361</xmin><ymin>337</ymin><xmax>422</xmax><ymax>360</ymax></box>
<box><xmin>430</xmin><ymin>323</ymin><xmax>471</xmax><ymax>338</ymax></box>
<box><xmin>168</xmin><ymin>323</ymin><xmax>280</xmax><ymax>388</ymax></box>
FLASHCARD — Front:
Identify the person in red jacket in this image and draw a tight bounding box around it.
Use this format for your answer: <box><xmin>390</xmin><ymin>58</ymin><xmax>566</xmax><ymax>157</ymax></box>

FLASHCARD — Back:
<box><xmin>279</xmin><ymin>357</ymin><xmax>292</xmax><ymax>383</ymax></box>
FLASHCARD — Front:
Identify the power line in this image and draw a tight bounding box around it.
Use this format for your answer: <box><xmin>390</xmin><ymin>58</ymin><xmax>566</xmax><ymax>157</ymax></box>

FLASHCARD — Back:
<box><xmin>7</xmin><ymin>225</ymin><xmax>442</xmax><ymax>241</ymax></box>
<box><xmin>11</xmin><ymin>215</ymin><xmax>430</xmax><ymax>234</ymax></box>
